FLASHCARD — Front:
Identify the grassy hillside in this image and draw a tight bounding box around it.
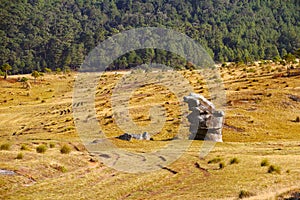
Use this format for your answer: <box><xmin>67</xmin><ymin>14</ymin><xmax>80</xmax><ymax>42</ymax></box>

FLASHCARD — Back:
<box><xmin>0</xmin><ymin>62</ymin><xmax>299</xmax><ymax>199</ymax></box>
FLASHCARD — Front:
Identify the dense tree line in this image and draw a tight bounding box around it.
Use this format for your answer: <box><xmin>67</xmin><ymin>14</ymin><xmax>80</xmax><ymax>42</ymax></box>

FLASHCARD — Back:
<box><xmin>0</xmin><ymin>0</ymin><xmax>299</xmax><ymax>74</ymax></box>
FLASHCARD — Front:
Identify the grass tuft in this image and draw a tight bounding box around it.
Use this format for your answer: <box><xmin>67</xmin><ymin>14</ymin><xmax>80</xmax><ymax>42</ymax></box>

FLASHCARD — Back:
<box><xmin>16</xmin><ymin>152</ymin><xmax>23</xmax><ymax>159</ymax></box>
<box><xmin>56</xmin><ymin>165</ymin><xmax>67</xmax><ymax>173</ymax></box>
<box><xmin>239</xmin><ymin>190</ymin><xmax>253</xmax><ymax>199</ymax></box>
<box><xmin>49</xmin><ymin>143</ymin><xmax>55</xmax><ymax>148</ymax></box>
<box><xmin>268</xmin><ymin>165</ymin><xmax>281</xmax><ymax>174</ymax></box>
<box><xmin>229</xmin><ymin>157</ymin><xmax>240</xmax><ymax>165</ymax></box>
<box><xmin>60</xmin><ymin>144</ymin><xmax>71</xmax><ymax>154</ymax></box>
<box><xmin>0</xmin><ymin>143</ymin><xmax>11</xmax><ymax>150</ymax></box>
<box><xmin>20</xmin><ymin>144</ymin><xmax>29</xmax><ymax>151</ymax></box>
<box><xmin>260</xmin><ymin>159</ymin><xmax>270</xmax><ymax>167</ymax></box>
<box><xmin>36</xmin><ymin>145</ymin><xmax>47</xmax><ymax>153</ymax></box>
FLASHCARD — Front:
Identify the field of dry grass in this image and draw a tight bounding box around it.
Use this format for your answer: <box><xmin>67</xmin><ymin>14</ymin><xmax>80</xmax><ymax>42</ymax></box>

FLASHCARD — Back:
<box><xmin>0</xmin><ymin>62</ymin><xmax>299</xmax><ymax>199</ymax></box>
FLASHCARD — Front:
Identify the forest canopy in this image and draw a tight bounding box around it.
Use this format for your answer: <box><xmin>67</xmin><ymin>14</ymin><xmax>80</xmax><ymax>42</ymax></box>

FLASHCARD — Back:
<box><xmin>0</xmin><ymin>0</ymin><xmax>299</xmax><ymax>74</ymax></box>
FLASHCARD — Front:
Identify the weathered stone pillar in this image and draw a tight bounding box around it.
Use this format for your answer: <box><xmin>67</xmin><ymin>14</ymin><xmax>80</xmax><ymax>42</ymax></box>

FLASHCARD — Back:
<box><xmin>184</xmin><ymin>93</ymin><xmax>224</xmax><ymax>142</ymax></box>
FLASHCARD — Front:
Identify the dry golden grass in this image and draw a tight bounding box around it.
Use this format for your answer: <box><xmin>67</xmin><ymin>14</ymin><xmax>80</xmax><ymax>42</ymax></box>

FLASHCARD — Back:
<box><xmin>0</xmin><ymin>63</ymin><xmax>299</xmax><ymax>199</ymax></box>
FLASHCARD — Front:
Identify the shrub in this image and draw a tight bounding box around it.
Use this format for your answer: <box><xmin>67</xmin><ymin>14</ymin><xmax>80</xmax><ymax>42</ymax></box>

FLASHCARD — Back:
<box><xmin>16</xmin><ymin>152</ymin><xmax>23</xmax><ymax>159</ymax></box>
<box><xmin>20</xmin><ymin>144</ymin><xmax>29</xmax><ymax>150</ymax></box>
<box><xmin>56</xmin><ymin>68</ymin><xmax>61</xmax><ymax>73</ymax></box>
<box><xmin>49</xmin><ymin>143</ymin><xmax>55</xmax><ymax>148</ymax></box>
<box><xmin>36</xmin><ymin>145</ymin><xmax>47</xmax><ymax>153</ymax></box>
<box><xmin>239</xmin><ymin>190</ymin><xmax>253</xmax><ymax>199</ymax></box>
<box><xmin>44</xmin><ymin>68</ymin><xmax>52</xmax><ymax>73</ymax></box>
<box><xmin>230</xmin><ymin>157</ymin><xmax>240</xmax><ymax>165</ymax></box>
<box><xmin>20</xmin><ymin>77</ymin><xmax>28</xmax><ymax>82</ymax></box>
<box><xmin>268</xmin><ymin>165</ymin><xmax>281</xmax><ymax>174</ymax></box>
<box><xmin>58</xmin><ymin>166</ymin><xmax>67</xmax><ymax>173</ymax></box>
<box><xmin>51</xmin><ymin>164</ymin><xmax>67</xmax><ymax>173</ymax></box>
<box><xmin>219</xmin><ymin>162</ymin><xmax>225</xmax><ymax>169</ymax></box>
<box><xmin>261</xmin><ymin>159</ymin><xmax>270</xmax><ymax>167</ymax></box>
<box><xmin>60</xmin><ymin>144</ymin><xmax>71</xmax><ymax>154</ymax></box>
<box><xmin>56</xmin><ymin>165</ymin><xmax>67</xmax><ymax>173</ymax></box>
<box><xmin>0</xmin><ymin>143</ymin><xmax>11</xmax><ymax>150</ymax></box>
<box><xmin>208</xmin><ymin>158</ymin><xmax>221</xmax><ymax>164</ymax></box>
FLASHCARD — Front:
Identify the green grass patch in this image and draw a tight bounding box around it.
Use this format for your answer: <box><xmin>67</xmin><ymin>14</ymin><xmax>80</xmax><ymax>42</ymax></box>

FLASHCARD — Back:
<box><xmin>36</xmin><ymin>145</ymin><xmax>47</xmax><ymax>153</ymax></box>
<box><xmin>60</xmin><ymin>144</ymin><xmax>71</xmax><ymax>154</ymax></box>
<box><xmin>20</xmin><ymin>144</ymin><xmax>30</xmax><ymax>150</ymax></box>
<box><xmin>0</xmin><ymin>143</ymin><xmax>11</xmax><ymax>150</ymax></box>
<box><xmin>16</xmin><ymin>152</ymin><xmax>23</xmax><ymax>159</ymax></box>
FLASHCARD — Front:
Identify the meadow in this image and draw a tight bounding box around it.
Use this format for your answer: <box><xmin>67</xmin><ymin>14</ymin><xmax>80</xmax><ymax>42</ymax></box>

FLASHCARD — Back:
<box><xmin>0</xmin><ymin>62</ymin><xmax>299</xmax><ymax>199</ymax></box>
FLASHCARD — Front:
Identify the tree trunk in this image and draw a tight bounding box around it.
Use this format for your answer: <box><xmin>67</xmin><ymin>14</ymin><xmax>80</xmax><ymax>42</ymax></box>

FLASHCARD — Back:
<box><xmin>4</xmin><ymin>70</ymin><xmax>7</xmax><ymax>79</ymax></box>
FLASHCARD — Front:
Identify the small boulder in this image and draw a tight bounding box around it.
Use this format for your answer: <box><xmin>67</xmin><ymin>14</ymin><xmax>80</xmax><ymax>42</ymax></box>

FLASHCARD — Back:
<box><xmin>117</xmin><ymin>133</ymin><xmax>132</xmax><ymax>141</ymax></box>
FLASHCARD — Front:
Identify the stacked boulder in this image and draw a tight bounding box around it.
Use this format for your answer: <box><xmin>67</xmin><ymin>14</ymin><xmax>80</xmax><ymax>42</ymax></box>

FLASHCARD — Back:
<box><xmin>184</xmin><ymin>93</ymin><xmax>224</xmax><ymax>142</ymax></box>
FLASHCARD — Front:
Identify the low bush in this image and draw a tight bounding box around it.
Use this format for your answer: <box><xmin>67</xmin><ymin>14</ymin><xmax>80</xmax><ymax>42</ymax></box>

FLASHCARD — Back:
<box><xmin>268</xmin><ymin>165</ymin><xmax>281</xmax><ymax>174</ymax></box>
<box><xmin>230</xmin><ymin>157</ymin><xmax>240</xmax><ymax>165</ymax></box>
<box><xmin>0</xmin><ymin>143</ymin><xmax>11</xmax><ymax>150</ymax></box>
<box><xmin>36</xmin><ymin>145</ymin><xmax>47</xmax><ymax>153</ymax></box>
<box><xmin>260</xmin><ymin>159</ymin><xmax>270</xmax><ymax>167</ymax></box>
<box><xmin>20</xmin><ymin>144</ymin><xmax>29</xmax><ymax>150</ymax></box>
<box><xmin>56</xmin><ymin>165</ymin><xmax>67</xmax><ymax>173</ymax></box>
<box><xmin>60</xmin><ymin>144</ymin><xmax>71</xmax><ymax>154</ymax></box>
<box><xmin>16</xmin><ymin>152</ymin><xmax>23</xmax><ymax>159</ymax></box>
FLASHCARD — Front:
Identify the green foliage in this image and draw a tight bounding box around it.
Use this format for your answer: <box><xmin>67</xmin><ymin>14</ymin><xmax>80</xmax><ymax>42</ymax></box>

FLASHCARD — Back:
<box><xmin>44</xmin><ymin>68</ymin><xmax>52</xmax><ymax>73</ymax></box>
<box><xmin>16</xmin><ymin>152</ymin><xmax>23</xmax><ymax>159</ymax></box>
<box><xmin>284</xmin><ymin>53</ymin><xmax>296</xmax><ymax>63</ymax></box>
<box><xmin>246</xmin><ymin>68</ymin><xmax>256</xmax><ymax>73</ymax></box>
<box><xmin>0</xmin><ymin>143</ymin><xmax>11</xmax><ymax>150</ymax></box>
<box><xmin>56</xmin><ymin>165</ymin><xmax>67</xmax><ymax>173</ymax></box>
<box><xmin>31</xmin><ymin>71</ymin><xmax>40</xmax><ymax>82</ymax></box>
<box><xmin>49</xmin><ymin>143</ymin><xmax>55</xmax><ymax>148</ymax></box>
<box><xmin>20</xmin><ymin>77</ymin><xmax>28</xmax><ymax>82</ymax></box>
<box><xmin>268</xmin><ymin>165</ymin><xmax>281</xmax><ymax>174</ymax></box>
<box><xmin>1</xmin><ymin>63</ymin><xmax>12</xmax><ymax>79</ymax></box>
<box><xmin>0</xmin><ymin>1</ymin><xmax>299</xmax><ymax>73</ymax></box>
<box><xmin>294</xmin><ymin>48</ymin><xmax>300</xmax><ymax>58</ymax></box>
<box><xmin>20</xmin><ymin>144</ymin><xmax>29</xmax><ymax>150</ymax></box>
<box><xmin>229</xmin><ymin>157</ymin><xmax>240</xmax><ymax>165</ymax></box>
<box><xmin>36</xmin><ymin>144</ymin><xmax>47</xmax><ymax>153</ymax></box>
<box><xmin>261</xmin><ymin>159</ymin><xmax>270</xmax><ymax>167</ymax></box>
<box><xmin>56</xmin><ymin>68</ymin><xmax>62</xmax><ymax>73</ymax></box>
<box><xmin>60</xmin><ymin>144</ymin><xmax>71</xmax><ymax>154</ymax></box>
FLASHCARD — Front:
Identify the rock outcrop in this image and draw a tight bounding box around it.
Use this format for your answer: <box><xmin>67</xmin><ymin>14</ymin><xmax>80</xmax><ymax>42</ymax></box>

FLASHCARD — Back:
<box><xmin>184</xmin><ymin>93</ymin><xmax>224</xmax><ymax>142</ymax></box>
